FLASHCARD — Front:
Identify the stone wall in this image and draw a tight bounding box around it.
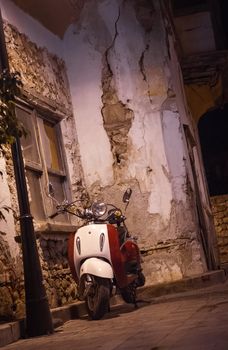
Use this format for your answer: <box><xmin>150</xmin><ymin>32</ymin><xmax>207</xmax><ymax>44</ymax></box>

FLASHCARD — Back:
<box><xmin>211</xmin><ymin>195</ymin><xmax>228</xmax><ymax>264</ymax></box>
<box><xmin>0</xmin><ymin>21</ymin><xmax>84</xmax><ymax>320</ymax></box>
<box><xmin>0</xmin><ymin>233</ymin><xmax>78</xmax><ymax>321</ymax></box>
<box><xmin>4</xmin><ymin>23</ymin><xmax>71</xmax><ymax>112</ymax></box>
<box><xmin>0</xmin><ymin>235</ymin><xmax>23</xmax><ymax>321</ymax></box>
<box><xmin>38</xmin><ymin>236</ymin><xmax>78</xmax><ymax>308</ymax></box>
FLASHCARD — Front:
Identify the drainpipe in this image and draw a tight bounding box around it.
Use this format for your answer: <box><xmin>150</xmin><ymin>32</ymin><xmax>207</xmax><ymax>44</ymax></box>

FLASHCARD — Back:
<box><xmin>0</xmin><ymin>9</ymin><xmax>53</xmax><ymax>337</ymax></box>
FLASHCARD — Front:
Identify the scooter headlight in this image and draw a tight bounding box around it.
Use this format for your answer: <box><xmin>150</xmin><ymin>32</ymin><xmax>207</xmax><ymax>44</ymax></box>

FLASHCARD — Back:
<box><xmin>91</xmin><ymin>202</ymin><xmax>107</xmax><ymax>217</ymax></box>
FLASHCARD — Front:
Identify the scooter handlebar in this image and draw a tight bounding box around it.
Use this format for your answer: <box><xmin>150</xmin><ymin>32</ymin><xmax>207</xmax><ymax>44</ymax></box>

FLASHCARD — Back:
<box><xmin>49</xmin><ymin>206</ymin><xmax>84</xmax><ymax>220</ymax></box>
<box><xmin>49</xmin><ymin>211</ymin><xmax>59</xmax><ymax>219</ymax></box>
<box><xmin>49</xmin><ymin>203</ymin><xmax>125</xmax><ymax>223</ymax></box>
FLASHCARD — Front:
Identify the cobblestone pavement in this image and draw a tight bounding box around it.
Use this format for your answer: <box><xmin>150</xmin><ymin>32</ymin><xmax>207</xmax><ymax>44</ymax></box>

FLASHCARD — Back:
<box><xmin>2</xmin><ymin>282</ymin><xmax>228</xmax><ymax>350</ymax></box>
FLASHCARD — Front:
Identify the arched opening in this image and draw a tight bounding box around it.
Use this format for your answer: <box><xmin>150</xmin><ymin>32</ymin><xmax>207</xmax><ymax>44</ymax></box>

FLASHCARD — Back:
<box><xmin>198</xmin><ymin>104</ymin><xmax>228</xmax><ymax>197</ymax></box>
<box><xmin>198</xmin><ymin>104</ymin><xmax>228</xmax><ymax>265</ymax></box>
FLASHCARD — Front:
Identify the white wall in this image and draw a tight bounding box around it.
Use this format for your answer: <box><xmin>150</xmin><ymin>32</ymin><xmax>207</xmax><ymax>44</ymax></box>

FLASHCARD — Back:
<box><xmin>63</xmin><ymin>0</ymin><xmax>173</xmax><ymax>223</ymax></box>
<box><xmin>0</xmin><ymin>0</ymin><xmax>208</xmax><ymax>280</ymax></box>
<box><xmin>162</xmin><ymin>109</ymin><xmax>187</xmax><ymax>202</ymax></box>
<box><xmin>63</xmin><ymin>1</ymin><xmax>116</xmax><ymax>188</ymax></box>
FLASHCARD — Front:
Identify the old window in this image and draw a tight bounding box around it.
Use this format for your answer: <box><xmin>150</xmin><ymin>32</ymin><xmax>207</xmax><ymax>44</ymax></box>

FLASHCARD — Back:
<box><xmin>16</xmin><ymin>105</ymin><xmax>69</xmax><ymax>223</ymax></box>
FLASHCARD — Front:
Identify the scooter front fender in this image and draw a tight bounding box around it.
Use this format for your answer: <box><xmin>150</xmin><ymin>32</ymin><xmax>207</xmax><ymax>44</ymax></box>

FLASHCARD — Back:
<box><xmin>80</xmin><ymin>257</ymin><xmax>114</xmax><ymax>279</ymax></box>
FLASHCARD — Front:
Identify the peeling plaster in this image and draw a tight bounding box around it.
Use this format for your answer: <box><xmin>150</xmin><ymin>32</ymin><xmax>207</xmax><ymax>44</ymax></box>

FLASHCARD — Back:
<box><xmin>60</xmin><ymin>115</ymin><xmax>87</xmax><ymax>200</ymax></box>
<box><xmin>101</xmin><ymin>4</ymin><xmax>134</xmax><ymax>177</ymax></box>
<box><xmin>5</xmin><ymin>21</ymin><xmax>86</xmax><ymax>206</ymax></box>
<box><xmin>63</xmin><ymin>0</ymin><xmax>206</xmax><ymax>280</ymax></box>
<box><xmin>162</xmin><ymin>107</ymin><xmax>187</xmax><ymax>203</ymax></box>
<box><xmin>0</xmin><ymin>17</ymin><xmax>87</xmax><ymax>315</ymax></box>
<box><xmin>5</xmin><ymin>23</ymin><xmax>71</xmax><ymax>112</ymax></box>
<box><xmin>65</xmin><ymin>0</ymin><xmax>179</xmax><ymax>226</ymax></box>
<box><xmin>0</xmin><ymin>0</ymin><xmax>209</xmax><ymax>290</ymax></box>
<box><xmin>99</xmin><ymin>1</ymin><xmax>173</xmax><ymax>222</ymax></box>
<box><xmin>63</xmin><ymin>1</ymin><xmax>116</xmax><ymax>188</ymax></box>
<box><xmin>0</xmin><ymin>157</ymin><xmax>19</xmax><ymax>258</ymax></box>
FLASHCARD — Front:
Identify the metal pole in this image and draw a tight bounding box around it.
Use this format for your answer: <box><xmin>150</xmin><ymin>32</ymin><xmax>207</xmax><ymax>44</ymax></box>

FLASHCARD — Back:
<box><xmin>0</xmin><ymin>8</ymin><xmax>53</xmax><ymax>337</ymax></box>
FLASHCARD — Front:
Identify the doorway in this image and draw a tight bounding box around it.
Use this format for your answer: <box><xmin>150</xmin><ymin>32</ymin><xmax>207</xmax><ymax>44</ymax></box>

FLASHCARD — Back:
<box><xmin>198</xmin><ymin>104</ymin><xmax>228</xmax><ymax>264</ymax></box>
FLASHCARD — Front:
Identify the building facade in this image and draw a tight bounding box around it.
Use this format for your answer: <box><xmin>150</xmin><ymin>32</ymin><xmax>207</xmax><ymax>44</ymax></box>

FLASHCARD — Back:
<box><xmin>0</xmin><ymin>0</ymin><xmax>224</xmax><ymax>320</ymax></box>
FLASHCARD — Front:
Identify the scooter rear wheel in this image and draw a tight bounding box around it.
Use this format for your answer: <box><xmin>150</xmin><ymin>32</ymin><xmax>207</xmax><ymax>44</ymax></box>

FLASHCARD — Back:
<box><xmin>120</xmin><ymin>283</ymin><xmax>137</xmax><ymax>304</ymax></box>
<box><xmin>85</xmin><ymin>276</ymin><xmax>110</xmax><ymax>320</ymax></box>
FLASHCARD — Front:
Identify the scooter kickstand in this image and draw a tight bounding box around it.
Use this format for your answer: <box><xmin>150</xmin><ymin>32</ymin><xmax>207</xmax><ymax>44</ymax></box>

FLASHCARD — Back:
<box><xmin>134</xmin><ymin>300</ymin><xmax>138</xmax><ymax>309</ymax></box>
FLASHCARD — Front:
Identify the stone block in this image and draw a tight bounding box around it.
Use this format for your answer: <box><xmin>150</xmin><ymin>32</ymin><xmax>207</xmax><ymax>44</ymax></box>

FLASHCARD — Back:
<box><xmin>0</xmin><ymin>322</ymin><xmax>21</xmax><ymax>347</ymax></box>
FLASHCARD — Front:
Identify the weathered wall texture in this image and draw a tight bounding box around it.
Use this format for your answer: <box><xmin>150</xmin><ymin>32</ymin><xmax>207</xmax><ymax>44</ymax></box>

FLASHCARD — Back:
<box><xmin>0</xmin><ymin>232</ymin><xmax>77</xmax><ymax>320</ymax></box>
<box><xmin>0</xmin><ymin>235</ymin><xmax>24</xmax><ymax>320</ymax></box>
<box><xmin>0</xmin><ymin>0</ymin><xmax>213</xmax><ymax>320</ymax></box>
<box><xmin>5</xmin><ymin>23</ymin><xmax>70</xmax><ymax>112</ymax></box>
<box><xmin>0</xmin><ymin>157</ymin><xmax>23</xmax><ymax>320</ymax></box>
<box><xmin>38</xmin><ymin>236</ymin><xmax>77</xmax><ymax>308</ymax></box>
<box><xmin>0</xmin><ymin>20</ymin><xmax>85</xmax><ymax>319</ymax></box>
<box><xmin>64</xmin><ymin>0</ymin><xmax>207</xmax><ymax>284</ymax></box>
<box><xmin>4</xmin><ymin>20</ymin><xmax>86</xmax><ymax>201</ymax></box>
<box><xmin>211</xmin><ymin>195</ymin><xmax>228</xmax><ymax>264</ymax></box>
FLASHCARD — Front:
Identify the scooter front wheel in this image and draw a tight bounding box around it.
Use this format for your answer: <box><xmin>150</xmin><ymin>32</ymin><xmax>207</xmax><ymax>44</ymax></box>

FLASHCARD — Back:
<box><xmin>85</xmin><ymin>276</ymin><xmax>110</xmax><ymax>320</ymax></box>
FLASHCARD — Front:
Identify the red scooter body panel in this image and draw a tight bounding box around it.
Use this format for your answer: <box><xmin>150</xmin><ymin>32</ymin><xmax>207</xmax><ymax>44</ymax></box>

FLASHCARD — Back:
<box><xmin>121</xmin><ymin>240</ymin><xmax>141</xmax><ymax>266</ymax></box>
<box><xmin>107</xmin><ymin>224</ymin><xmax>139</xmax><ymax>288</ymax></box>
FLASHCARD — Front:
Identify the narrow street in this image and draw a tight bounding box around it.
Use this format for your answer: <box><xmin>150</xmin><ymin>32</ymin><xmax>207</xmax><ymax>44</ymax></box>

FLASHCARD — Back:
<box><xmin>2</xmin><ymin>281</ymin><xmax>228</xmax><ymax>350</ymax></box>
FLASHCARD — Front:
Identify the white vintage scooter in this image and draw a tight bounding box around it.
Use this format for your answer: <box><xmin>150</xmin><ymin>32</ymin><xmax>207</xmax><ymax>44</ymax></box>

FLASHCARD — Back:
<box><xmin>50</xmin><ymin>188</ymin><xmax>145</xmax><ymax>320</ymax></box>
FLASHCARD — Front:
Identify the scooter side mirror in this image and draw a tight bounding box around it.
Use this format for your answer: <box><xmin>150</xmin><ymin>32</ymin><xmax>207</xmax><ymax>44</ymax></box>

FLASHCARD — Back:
<box><xmin>48</xmin><ymin>182</ymin><xmax>55</xmax><ymax>197</ymax></box>
<box><xmin>48</xmin><ymin>182</ymin><xmax>60</xmax><ymax>206</ymax></box>
<box><xmin>123</xmin><ymin>188</ymin><xmax>132</xmax><ymax>203</ymax></box>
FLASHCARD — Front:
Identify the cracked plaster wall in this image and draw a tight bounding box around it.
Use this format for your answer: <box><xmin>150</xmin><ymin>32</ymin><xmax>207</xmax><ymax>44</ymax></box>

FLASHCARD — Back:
<box><xmin>0</xmin><ymin>157</ymin><xmax>19</xmax><ymax>258</ymax></box>
<box><xmin>0</xmin><ymin>0</ymin><xmax>209</xmax><ymax>293</ymax></box>
<box><xmin>0</xmin><ymin>10</ymin><xmax>85</xmax><ymax>317</ymax></box>
<box><xmin>1</xmin><ymin>0</ymin><xmax>86</xmax><ymax>204</ymax></box>
<box><xmin>64</xmin><ymin>0</ymin><xmax>206</xmax><ymax>283</ymax></box>
<box><xmin>64</xmin><ymin>0</ymin><xmax>172</xmax><ymax>216</ymax></box>
<box><xmin>4</xmin><ymin>20</ymin><xmax>85</xmax><ymax>203</ymax></box>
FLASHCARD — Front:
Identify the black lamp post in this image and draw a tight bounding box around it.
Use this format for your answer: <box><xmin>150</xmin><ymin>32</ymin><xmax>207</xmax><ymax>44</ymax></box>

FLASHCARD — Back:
<box><xmin>0</xmin><ymin>8</ymin><xmax>53</xmax><ymax>337</ymax></box>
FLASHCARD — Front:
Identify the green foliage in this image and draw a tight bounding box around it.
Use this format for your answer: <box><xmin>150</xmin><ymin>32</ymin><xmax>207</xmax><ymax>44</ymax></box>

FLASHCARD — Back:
<box><xmin>0</xmin><ymin>69</ymin><xmax>26</xmax><ymax>154</ymax></box>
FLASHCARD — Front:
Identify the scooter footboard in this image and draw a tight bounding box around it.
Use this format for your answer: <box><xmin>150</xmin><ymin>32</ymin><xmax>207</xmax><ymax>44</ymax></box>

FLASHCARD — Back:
<box><xmin>80</xmin><ymin>258</ymin><xmax>114</xmax><ymax>279</ymax></box>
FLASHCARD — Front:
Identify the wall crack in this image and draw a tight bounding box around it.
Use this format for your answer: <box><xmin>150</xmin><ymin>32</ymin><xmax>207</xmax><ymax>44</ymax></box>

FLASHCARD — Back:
<box><xmin>139</xmin><ymin>41</ymin><xmax>153</xmax><ymax>104</ymax></box>
<box><xmin>101</xmin><ymin>5</ymin><xmax>134</xmax><ymax>175</ymax></box>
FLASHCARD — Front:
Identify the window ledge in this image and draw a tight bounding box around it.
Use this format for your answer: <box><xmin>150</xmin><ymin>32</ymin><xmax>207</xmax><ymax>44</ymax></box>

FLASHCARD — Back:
<box><xmin>14</xmin><ymin>222</ymin><xmax>77</xmax><ymax>243</ymax></box>
<box><xmin>35</xmin><ymin>222</ymin><xmax>78</xmax><ymax>234</ymax></box>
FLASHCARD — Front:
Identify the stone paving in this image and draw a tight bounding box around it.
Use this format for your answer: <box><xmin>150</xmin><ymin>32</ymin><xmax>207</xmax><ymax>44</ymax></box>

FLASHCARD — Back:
<box><xmin>1</xmin><ymin>281</ymin><xmax>228</xmax><ymax>350</ymax></box>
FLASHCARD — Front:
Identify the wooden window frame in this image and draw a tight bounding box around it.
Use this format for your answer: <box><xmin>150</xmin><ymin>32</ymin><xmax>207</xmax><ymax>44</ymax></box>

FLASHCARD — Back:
<box><xmin>15</xmin><ymin>101</ymin><xmax>75</xmax><ymax>233</ymax></box>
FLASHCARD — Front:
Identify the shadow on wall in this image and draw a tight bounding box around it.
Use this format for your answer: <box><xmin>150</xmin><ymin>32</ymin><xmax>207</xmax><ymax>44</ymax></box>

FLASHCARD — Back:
<box><xmin>198</xmin><ymin>103</ymin><xmax>228</xmax><ymax>197</ymax></box>
<box><xmin>198</xmin><ymin>103</ymin><xmax>228</xmax><ymax>265</ymax></box>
